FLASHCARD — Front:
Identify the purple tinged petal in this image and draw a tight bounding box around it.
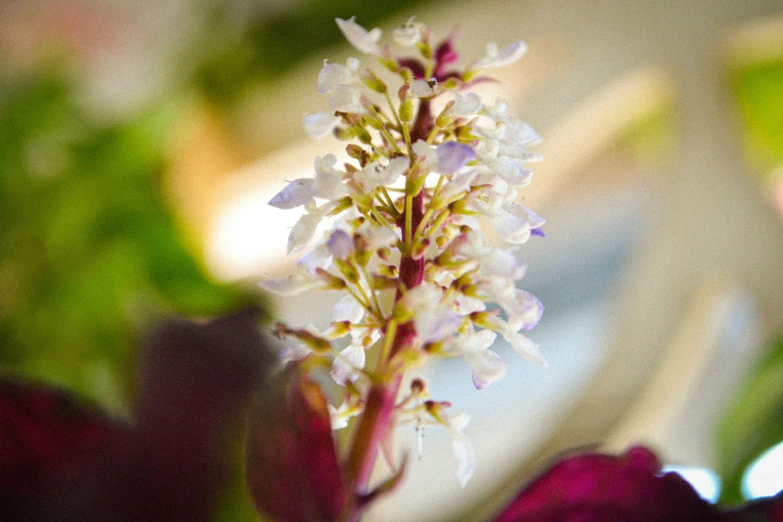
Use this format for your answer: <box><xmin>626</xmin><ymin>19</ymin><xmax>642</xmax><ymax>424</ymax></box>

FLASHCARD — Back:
<box><xmin>436</xmin><ymin>142</ymin><xmax>475</xmax><ymax>173</ymax></box>
<box><xmin>531</xmin><ymin>227</ymin><xmax>546</xmax><ymax>237</ymax></box>
<box><xmin>268</xmin><ymin>179</ymin><xmax>314</xmax><ymax>209</ymax></box>
<box><xmin>327</xmin><ymin>229</ymin><xmax>353</xmax><ymax>259</ymax></box>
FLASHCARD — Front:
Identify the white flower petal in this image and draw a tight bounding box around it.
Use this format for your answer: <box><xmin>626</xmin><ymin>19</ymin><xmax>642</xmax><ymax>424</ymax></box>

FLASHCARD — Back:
<box><xmin>450</xmin><ymin>427</ymin><xmax>475</xmax><ymax>487</ymax></box>
<box><xmin>279</xmin><ymin>341</ymin><xmax>311</xmax><ymax>365</ymax></box>
<box><xmin>327</xmin><ymin>229</ymin><xmax>353</xmax><ymax>258</ymax></box>
<box><xmin>415</xmin><ymin>311</ymin><xmax>462</xmax><ymax>343</ymax></box>
<box><xmin>470</xmin><ymin>349</ymin><xmax>506</xmax><ymax>389</ymax></box>
<box><xmin>287</xmin><ymin>211</ymin><xmax>323</xmax><ymax>255</ymax></box>
<box><xmin>303</xmin><ymin>111</ymin><xmax>339</xmax><ymax>139</ymax></box>
<box><xmin>438</xmin><ymin>172</ymin><xmax>477</xmax><ymax>203</ymax></box>
<box><xmin>393</xmin><ymin>17</ymin><xmax>421</xmax><ymax>46</ymax></box>
<box><xmin>503</xmin><ymin>330</ymin><xmax>546</xmax><ymax>366</ymax></box>
<box><xmin>411</xmin><ymin>78</ymin><xmax>437</xmax><ymax>97</ymax></box>
<box><xmin>268</xmin><ymin>178</ymin><xmax>315</xmax><ymax>209</ymax></box>
<box><xmin>436</xmin><ymin>142</ymin><xmax>475</xmax><ymax>174</ymax></box>
<box><xmin>318</xmin><ymin>61</ymin><xmax>353</xmax><ymax>94</ymax></box>
<box><xmin>336</xmin><ymin>17</ymin><xmax>382</xmax><ymax>55</ymax></box>
<box><xmin>331</xmin><ymin>294</ymin><xmax>366</xmax><ymax>323</ymax></box>
<box><xmin>487</xmin><ymin>156</ymin><xmax>533</xmax><ymax>186</ymax></box>
<box><xmin>330</xmin><ymin>344</ymin><xmax>366</xmax><ymax>385</ymax></box>
<box><xmin>452</xmin><ymin>92</ymin><xmax>482</xmax><ymax>118</ymax></box>
<box><xmin>507</xmin><ymin>290</ymin><xmax>544</xmax><ymax>331</ymax></box>
<box><xmin>329</xmin><ymin>85</ymin><xmax>363</xmax><ymax>113</ymax></box>
<box><xmin>413</xmin><ymin>140</ymin><xmax>438</xmax><ymax>169</ymax></box>
<box><xmin>364</xmin><ymin>226</ymin><xmax>399</xmax><ymax>250</ymax></box>
<box><xmin>490</xmin><ymin>212</ymin><xmax>532</xmax><ymax>245</ymax></box>
<box><xmin>259</xmin><ymin>272</ymin><xmax>319</xmax><ymax>296</ymax></box>
<box><xmin>481</xmin><ymin>248</ymin><xmax>526</xmax><ymax>280</ymax></box>
<box><xmin>386</xmin><ymin>156</ymin><xmax>409</xmax><ymax>184</ymax></box>
<box><xmin>476</xmin><ymin>40</ymin><xmax>528</xmax><ymax>69</ymax></box>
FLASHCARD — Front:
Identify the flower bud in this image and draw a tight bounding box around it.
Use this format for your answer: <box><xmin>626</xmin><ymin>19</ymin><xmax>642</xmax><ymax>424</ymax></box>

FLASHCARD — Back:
<box><xmin>315</xmin><ymin>268</ymin><xmax>346</xmax><ymax>290</ymax></box>
<box><xmin>362</xmin><ymin>69</ymin><xmax>388</xmax><ymax>94</ymax></box>
<box><xmin>443</xmin><ymin>77</ymin><xmax>460</xmax><ymax>90</ymax></box>
<box><xmin>399</xmin><ymin>98</ymin><xmax>414</xmax><ymax>122</ymax></box>
<box><xmin>410</xmin><ymin>378</ymin><xmax>427</xmax><ymax>395</ymax></box>
<box><xmin>353</xmin><ymin>125</ymin><xmax>373</xmax><ymax>144</ymax></box>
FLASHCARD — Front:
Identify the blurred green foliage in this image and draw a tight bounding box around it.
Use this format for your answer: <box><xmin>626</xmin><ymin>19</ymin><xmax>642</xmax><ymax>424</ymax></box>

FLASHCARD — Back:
<box><xmin>717</xmin><ymin>335</ymin><xmax>783</xmax><ymax>504</ymax></box>
<box><xmin>193</xmin><ymin>0</ymin><xmax>427</xmax><ymax>104</ymax></box>
<box><xmin>731</xmin><ymin>58</ymin><xmax>783</xmax><ymax>175</ymax></box>
<box><xmin>0</xmin><ymin>68</ymin><xmax>253</xmax><ymax>415</ymax></box>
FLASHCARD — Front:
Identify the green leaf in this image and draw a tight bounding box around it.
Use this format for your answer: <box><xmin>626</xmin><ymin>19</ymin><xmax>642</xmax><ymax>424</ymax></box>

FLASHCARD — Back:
<box><xmin>716</xmin><ymin>335</ymin><xmax>783</xmax><ymax>504</ymax></box>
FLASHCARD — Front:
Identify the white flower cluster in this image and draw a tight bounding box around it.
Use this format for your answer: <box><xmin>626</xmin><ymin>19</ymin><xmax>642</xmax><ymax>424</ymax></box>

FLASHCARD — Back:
<box><xmin>262</xmin><ymin>16</ymin><xmax>544</xmax><ymax>486</ymax></box>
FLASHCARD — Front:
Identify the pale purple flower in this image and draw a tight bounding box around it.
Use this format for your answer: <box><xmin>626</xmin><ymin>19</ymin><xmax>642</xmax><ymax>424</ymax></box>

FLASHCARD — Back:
<box><xmin>436</xmin><ymin>142</ymin><xmax>476</xmax><ymax>174</ymax></box>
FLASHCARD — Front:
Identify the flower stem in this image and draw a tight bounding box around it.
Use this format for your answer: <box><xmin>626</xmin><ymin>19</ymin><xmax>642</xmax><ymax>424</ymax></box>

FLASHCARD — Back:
<box><xmin>344</xmin><ymin>100</ymin><xmax>433</xmax><ymax>520</ymax></box>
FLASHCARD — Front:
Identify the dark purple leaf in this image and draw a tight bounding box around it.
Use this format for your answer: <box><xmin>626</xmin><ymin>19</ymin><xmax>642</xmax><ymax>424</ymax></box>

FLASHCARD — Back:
<box><xmin>0</xmin><ymin>379</ymin><xmax>125</xmax><ymax>499</ymax></box>
<box><xmin>1</xmin><ymin>307</ymin><xmax>267</xmax><ymax>522</ymax></box>
<box><xmin>246</xmin><ymin>368</ymin><xmax>346</xmax><ymax>522</ymax></box>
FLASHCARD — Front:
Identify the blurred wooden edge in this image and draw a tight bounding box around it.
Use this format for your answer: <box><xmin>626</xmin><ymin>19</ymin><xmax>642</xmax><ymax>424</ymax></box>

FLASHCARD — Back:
<box><xmin>722</xmin><ymin>13</ymin><xmax>783</xmax><ymax>67</ymax></box>
<box><xmin>524</xmin><ymin>66</ymin><xmax>674</xmax><ymax>211</ymax></box>
<box><xmin>604</xmin><ymin>277</ymin><xmax>754</xmax><ymax>452</ymax></box>
<box><xmin>721</xmin><ymin>14</ymin><xmax>783</xmax><ymax>220</ymax></box>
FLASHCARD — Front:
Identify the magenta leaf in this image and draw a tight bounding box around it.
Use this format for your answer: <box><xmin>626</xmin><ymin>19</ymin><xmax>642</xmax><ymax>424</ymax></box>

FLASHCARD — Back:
<box><xmin>494</xmin><ymin>446</ymin><xmax>783</xmax><ymax>522</ymax></box>
<box><xmin>246</xmin><ymin>369</ymin><xmax>346</xmax><ymax>522</ymax></box>
<box><xmin>494</xmin><ymin>447</ymin><xmax>718</xmax><ymax>522</ymax></box>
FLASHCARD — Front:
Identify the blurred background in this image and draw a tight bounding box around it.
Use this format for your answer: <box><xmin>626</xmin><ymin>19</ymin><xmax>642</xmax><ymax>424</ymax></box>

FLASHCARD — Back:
<box><xmin>1</xmin><ymin>0</ymin><xmax>782</xmax><ymax>520</ymax></box>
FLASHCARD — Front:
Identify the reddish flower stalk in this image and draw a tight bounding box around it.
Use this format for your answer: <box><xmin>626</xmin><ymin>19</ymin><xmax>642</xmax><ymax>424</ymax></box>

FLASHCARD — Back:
<box><xmin>344</xmin><ymin>102</ymin><xmax>433</xmax><ymax>514</ymax></box>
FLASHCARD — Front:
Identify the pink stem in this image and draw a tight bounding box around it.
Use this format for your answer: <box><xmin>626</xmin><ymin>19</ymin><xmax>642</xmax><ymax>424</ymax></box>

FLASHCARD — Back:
<box><xmin>343</xmin><ymin>101</ymin><xmax>432</xmax><ymax>520</ymax></box>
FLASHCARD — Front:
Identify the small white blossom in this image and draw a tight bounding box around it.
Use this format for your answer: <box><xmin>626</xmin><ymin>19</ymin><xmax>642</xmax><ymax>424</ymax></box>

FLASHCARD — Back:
<box><xmin>393</xmin><ymin>17</ymin><xmax>422</xmax><ymax>46</ymax></box>
<box><xmin>486</xmin><ymin>156</ymin><xmax>533</xmax><ymax>186</ymax></box>
<box><xmin>329</xmin><ymin>400</ymin><xmax>361</xmax><ymax>430</ymax></box>
<box><xmin>355</xmin><ymin>157</ymin><xmax>407</xmax><ymax>191</ymax></box>
<box><xmin>403</xmin><ymin>283</ymin><xmax>463</xmax><ymax>343</ymax></box>
<box><xmin>326</xmin><ymin>229</ymin><xmax>353</xmax><ymax>259</ymax></box>
<box><xmin>329</xmin><ymin>84</ymin><xmax>364</xmax><ymax>113</ymax></box>
<box><xmin>411</xmin><ymin>78</ymin><xmax>437</xmax><ymax>98</ymax></box>
<box><xmin>312</xmin><ymin>154</ymin><xmax>349</xmax><ymax>201</ymax></box>
<box><xmin>451</xmin><ymin>92</ymin><xmax>482</xmax><ymax>118</ymax></box>
<box><xmin>331</xmin><ymin>294</ymin><xmax>366</xmax><ymax>323</ymax></box>
<box><xmin>503</xmin><ymin>329</ymin><xmax>546</xmax><ymax>366</ymax></box>
<box><xmin>475</xmin><ymin>40</ymin><xmax>528</xmax><ymax>69</ymax></box>
<box><xmin>268</xmin><ymin>179</ymin><xmax>315</xmax><ymax>210</ymax></box>
<box><xmin>318</xmin><ymin>61</ymin><xmax>355</xmax><ymax>94</ymax></box>
<box><xmin>413</xmin><ymin>140</ymin><xmax>438</xmax><ymax>170</ymax></box>
<box><xmin>336</xmin><ymin>17</ymin><xmax>382</xmax><ymax>55</ymax></box>
<box><xmin>363</xmin><ymin>225</ymin><xmax>399</xmax><ymax>250</ymax></box>
<box><xmin>331</xmin><ymin>343</ymin><xmax>366</xmax><ymax>385</ymax></box>
<box><xmin>436</xmin><ymin>142</ymin><xmax>475</xmax><ymax>174</ymax></box>
<box><xmin>446</xmin><ymin>412</ymin><xmax>476</xmax><ymax>487</ymax></box>
<box><xmin>448</xmin><ymin>329</ymin><xmax>506</xmax><ymax>389</ymax></box>
<box><xmin>303</xmin><ymin>111</ymin><xmax>340</xmax><ymax>139</ymax></box>
<box><xmin>259</xmin><ymin>265</ymin><xmax>323</xmax><ymax>296</ymax></box>
<box><xmin>287</xmin><ymin>203</ymin><xmax>330</xmax><ymax>255</ymax></box>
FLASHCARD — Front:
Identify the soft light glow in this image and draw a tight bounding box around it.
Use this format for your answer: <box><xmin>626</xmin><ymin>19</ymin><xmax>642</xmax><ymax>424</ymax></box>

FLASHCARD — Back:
<box><xmin>207</xmin><ymin>189</ymin><xmax>299</xmax><ymax>280</ymax></box>
<box><xmin>742</xmin><ymin>441</ymin><xmax>783</xmax><ymax>499</ymax></box>
<box><xmin>662</xmin><ymin>465</ymin><xmax>721</xmax><ymax>503</ymax></box>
